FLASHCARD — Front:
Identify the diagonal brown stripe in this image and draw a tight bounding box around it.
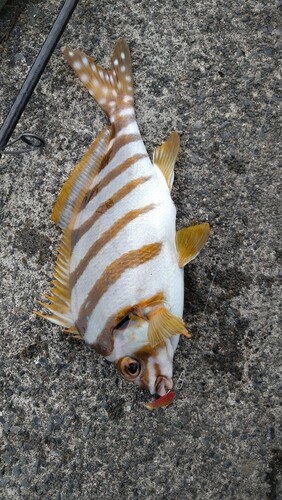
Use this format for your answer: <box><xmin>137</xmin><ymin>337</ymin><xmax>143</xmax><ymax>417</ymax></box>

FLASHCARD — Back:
<box><xmin>113</xmin><ymin>114</ymin><xmax>136</xmax><ymax>134</ymax></box>
<box><xmin>91</xmin><ymin>292</ymin><xmax>166</xmax><ymax>356</ymax></box>
<box><xmin>72</xmin><ymin>176</ymin><xmax>150</xmax><ymax>246</ymax></box>
<box><xmin>99</xmin><ymin>133</ymin><xmax>141</xmax><ymax>171</ymax></box>
<box><xmin>75</xmin><ymin>242</ymin><xmax>162</xmax><ymax>335</ymax></box>
<box><xmin>87</xmin><ymin>153</ymin><xmax>147</xmax><ymax>204</ymax></box>
<box><xmin>109</xmin><ymin>133</ymin><xmax>141</xmax><ymax>162</ymax></box>
<box><xmin>71</xmin><ymin>203</ymin><xmax>155</xmax><ymax>287</ymax></box>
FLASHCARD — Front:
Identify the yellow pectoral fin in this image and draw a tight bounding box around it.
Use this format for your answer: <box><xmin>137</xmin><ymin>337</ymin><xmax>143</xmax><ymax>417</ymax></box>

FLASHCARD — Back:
<box><xmin>176</xmin><ymin>222</ymin><xmax>210</xmax><ymax>267</ymax></box>
<box><xmin>147</xmin><ymin>307</ymin><xmax>191</xmax><ymax>347</ymax></box>
<box><xmin>153</xmin><ymin>131</ymin><xmax>180</xmax><ymax>190</ymax></box>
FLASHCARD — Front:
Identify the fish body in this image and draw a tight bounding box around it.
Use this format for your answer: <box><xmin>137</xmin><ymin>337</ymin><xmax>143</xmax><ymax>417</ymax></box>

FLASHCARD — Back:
<box><xmin>36</xmin><ymin>40</ymin><xmax>210</xmax><ymax>396</ymax></box>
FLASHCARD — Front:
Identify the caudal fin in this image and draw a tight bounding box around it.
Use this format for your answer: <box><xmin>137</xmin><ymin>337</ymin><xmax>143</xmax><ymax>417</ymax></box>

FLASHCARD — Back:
<box><xmin>64</xmin><ymin>39</ymin><xmax>134</xmax><ymax>121</ymax></box>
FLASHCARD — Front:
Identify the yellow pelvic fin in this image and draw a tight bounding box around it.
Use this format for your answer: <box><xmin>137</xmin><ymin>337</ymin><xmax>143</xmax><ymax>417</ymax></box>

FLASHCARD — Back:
<box><xmin>34</xmin><ymin>228</ymin><xmax>78</xmax><ymax>335</ymax></box>
<box><xmin>147</xmin><ymin>307</ymin><xmax>191</xmax><ymax>347</ymax></box>
<box><xmin>63</xmin><ymin>38</ymin><xmax>134</xmax><ymax>119</ymax></box>
<box><xmin>153</xmin><ymin>131</ymin><xmax>180</xmax><ymax>190</ymax></box>
<box><xmin>175</xmin><ymin>222</ymin><xmax>210</xmax><ymax>267</ymax></box>
<box><xmin>52</xmin><ymin>126</ymin><xmax>113</xmax><ymax>229</ymax></box>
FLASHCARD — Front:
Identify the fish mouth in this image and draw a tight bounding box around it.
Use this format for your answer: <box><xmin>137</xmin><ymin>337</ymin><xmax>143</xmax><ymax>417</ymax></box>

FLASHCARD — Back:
<box><xmin>155</xmin><ymin>375</ymin><xmax>173</xmax><ymax>396</ymax></box>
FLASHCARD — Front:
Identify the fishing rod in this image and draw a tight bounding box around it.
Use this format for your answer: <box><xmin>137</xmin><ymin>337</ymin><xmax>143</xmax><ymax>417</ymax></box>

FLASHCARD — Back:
<box><xmin>0</xmin><ymin>0</ymin><xmax>79</xmax><ymax>156</ymax></box>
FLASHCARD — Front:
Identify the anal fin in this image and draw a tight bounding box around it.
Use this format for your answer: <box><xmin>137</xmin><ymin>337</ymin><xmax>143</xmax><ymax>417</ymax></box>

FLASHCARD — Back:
<box><xmin>176</xmin><ymin>222</ymin><xmax>210</xmax><ymax>267</ymax></box>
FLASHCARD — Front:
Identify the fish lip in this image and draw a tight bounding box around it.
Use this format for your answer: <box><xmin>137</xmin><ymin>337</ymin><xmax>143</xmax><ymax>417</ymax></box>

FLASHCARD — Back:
<box><xmin>155</xmin><ymin>376</ymin><xmax>173</xmax><ymax>396</ymax></box>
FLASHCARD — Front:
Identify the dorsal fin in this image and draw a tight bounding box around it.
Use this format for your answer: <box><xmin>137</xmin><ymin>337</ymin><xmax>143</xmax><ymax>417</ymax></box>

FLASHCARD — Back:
<box><xmin>176</xmin><ymin>223</ymin><xmax>210</xmax><ymax>267</ymax></box>
<box><xmin>39</xmin><ymin>120</ymin><xmax>113</xmax><ymax>332</ymax></box>
<box><xmin>63</xmin><ymin>38</ymin><xmax>134</xmax><ymax>121</ymax></box>
<box><xmin>34</xmin><ymin>228</ymin><xmax>80</xmax><ymax>337</ymax></box>
<box><xmin>147</xmin><ymin>307</ymin><xmax>190</xmax><ymax>347</ymax></box>
<box><xmin>34</xmin><ymin>127</ymin><xmax>117</xmax><ymax>333</ymax></box>
<box><xmin>51</xmin><ymin>126</ymin><xmax>113</xmax><ymax>229</ymax></box>
<box><xmin>153</xmin><ymin>131</ymin><xmax>180</xmax><ymax>190</ymax></box>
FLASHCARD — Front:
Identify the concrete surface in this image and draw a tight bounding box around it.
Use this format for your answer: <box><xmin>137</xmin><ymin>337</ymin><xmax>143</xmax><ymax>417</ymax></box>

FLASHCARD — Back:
<box><xmin>0</xmin><ymin>0</ymin><xmax>281</xmax><ymax>498</ymax></box>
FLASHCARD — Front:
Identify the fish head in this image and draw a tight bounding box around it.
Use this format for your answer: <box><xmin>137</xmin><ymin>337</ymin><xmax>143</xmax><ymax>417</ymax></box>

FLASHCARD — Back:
<box><xmin>110</xmin><ymin>318</ymin><xmax>177</xmax><ymax>395</ymax></box>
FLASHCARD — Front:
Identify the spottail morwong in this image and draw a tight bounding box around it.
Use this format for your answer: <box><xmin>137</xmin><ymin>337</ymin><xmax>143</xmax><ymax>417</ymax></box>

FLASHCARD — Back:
<box><xmin>35</xmin><ymin>39</ymin><xmax>210</xmax><ymax>400</ymax></box>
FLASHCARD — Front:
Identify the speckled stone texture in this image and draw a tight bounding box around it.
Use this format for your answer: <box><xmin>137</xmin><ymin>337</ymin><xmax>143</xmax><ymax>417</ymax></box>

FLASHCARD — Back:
<box><xmin>0</xmin><ymin>0</ymin><xmax>281</xmax><ymax>498</ymax></box>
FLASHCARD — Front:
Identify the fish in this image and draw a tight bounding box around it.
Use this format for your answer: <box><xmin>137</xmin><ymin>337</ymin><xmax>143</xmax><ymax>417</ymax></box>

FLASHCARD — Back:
<box><xmin>35</xmin><ymin>39</ymin><xmax>210</xmax><ymax>397</ymax></box>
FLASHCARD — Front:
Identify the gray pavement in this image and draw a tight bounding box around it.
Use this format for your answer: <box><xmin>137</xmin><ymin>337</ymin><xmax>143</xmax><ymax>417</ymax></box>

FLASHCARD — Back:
<box><xmin>0</xmin><ymin>0</ymin><xmax>281</xmax><ymax>498</ymax></box>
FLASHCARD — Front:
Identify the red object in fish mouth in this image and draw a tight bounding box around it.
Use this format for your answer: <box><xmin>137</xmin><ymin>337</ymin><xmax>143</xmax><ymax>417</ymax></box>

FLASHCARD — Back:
<box><xmin>145</xmin><ymin>390</ymin><xmax>176</xmax><ymax>410</ymax></box>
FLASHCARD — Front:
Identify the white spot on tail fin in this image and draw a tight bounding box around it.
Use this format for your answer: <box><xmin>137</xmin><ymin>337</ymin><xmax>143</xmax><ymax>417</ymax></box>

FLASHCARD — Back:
<box><xmin>64</xmin><ymin>40</ymin><xmax>134</xmax><ymax>120</ymax></box>
<box><xmin>118</xmin><ymin>108</ymin><xmax>135</xmax><ymax>117</ymax></box>
<box><xmin>123</xmin><ymin>96</ymin><xmax>133</xmax><ymax>103</ymax></box>
<box><xmin>80</xmin><ymin>73</ymin><xmax>89</xmax><ymax>83</ymax></box>
<box><xmin>73</xmin><ymin>61</ymin><xmax>82</xmax><ymax>70</ymax></box>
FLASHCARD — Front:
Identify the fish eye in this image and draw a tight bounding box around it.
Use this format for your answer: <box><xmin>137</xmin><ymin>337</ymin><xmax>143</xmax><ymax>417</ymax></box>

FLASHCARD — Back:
<box><xmin>128</xmin><ymin>362</ymin><xmax>138</xmax><ymax>374</ymax></box>
<box><xmin>119</xmin><ymin>357</ymin><xmax>141</xmax><ymax>380</ymax></box>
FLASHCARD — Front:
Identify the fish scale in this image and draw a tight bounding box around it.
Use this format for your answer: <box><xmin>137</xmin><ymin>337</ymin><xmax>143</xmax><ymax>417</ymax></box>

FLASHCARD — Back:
<box><xmin>35</xmin><ymin>39</ymin><xmax>210</xmax><ymax>399</ymax></box>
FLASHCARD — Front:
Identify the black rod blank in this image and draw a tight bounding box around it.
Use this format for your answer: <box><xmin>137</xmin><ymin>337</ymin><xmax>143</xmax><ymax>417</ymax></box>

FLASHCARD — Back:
<box><xmin>0</xmin><ymin>0</ymin><xmax>79</xmax><ymax>151</ymax></box>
